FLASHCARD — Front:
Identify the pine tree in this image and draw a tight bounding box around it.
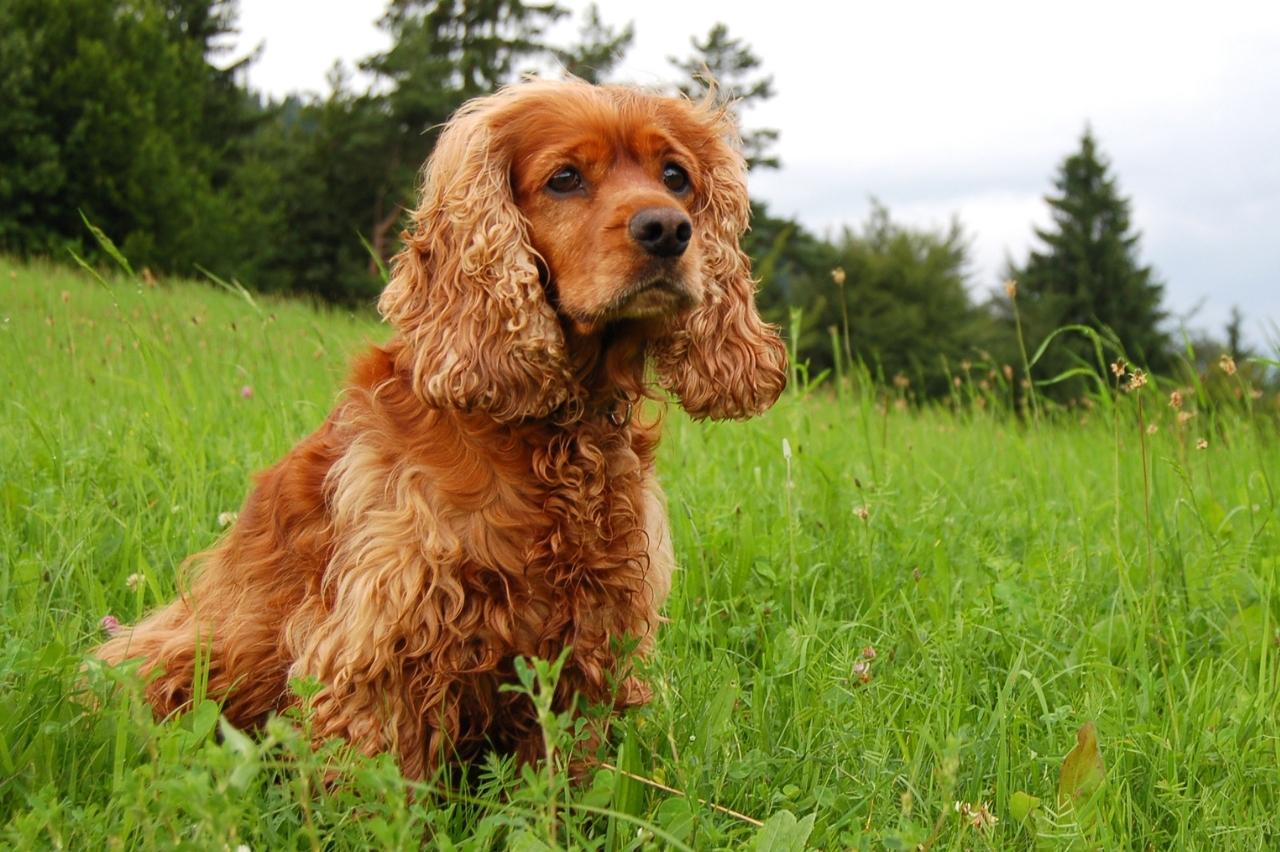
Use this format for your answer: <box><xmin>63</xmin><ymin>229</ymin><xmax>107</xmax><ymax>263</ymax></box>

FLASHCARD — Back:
<box><xmin>1010</xmin><ymin>128</ymin><xmax>1170</xmax><ymax>378</ymax></box>
<box><xmin>552</xmin><ymin>4</ymin><xmax>633</xmax><ymax>84</ymax></box>
<box><xmin>669</xmin><ymin>23</ymin><xmax>779</xmax><ymax>171</ymax></box>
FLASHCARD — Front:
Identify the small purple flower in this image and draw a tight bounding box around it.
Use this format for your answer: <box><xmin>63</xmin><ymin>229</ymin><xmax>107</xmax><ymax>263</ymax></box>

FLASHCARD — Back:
<box><xmin>101</xmin><ymin>614</ymin><xmax>122</xmax><ymax>636</ymax></box>
<box><xmin>862</xmin><ymin>645</ymin><xmax>877</xmax><ymax>661</ymax></box>
<box><xmin>240</xmin><ymin>385</ymin><xmax>254</xmax><ymax>399</ymax></box>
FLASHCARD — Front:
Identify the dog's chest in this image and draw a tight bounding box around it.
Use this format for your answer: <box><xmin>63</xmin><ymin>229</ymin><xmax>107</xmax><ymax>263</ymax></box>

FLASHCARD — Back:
<box><xmin>444</xmin><ymin>423</ymin><xmax>656</xmax><ymax>651</ymax></box>
<box><xmin>519</xmin><ymin>425</ymin><xmax>648</xmax><ymax>574</ymax></box>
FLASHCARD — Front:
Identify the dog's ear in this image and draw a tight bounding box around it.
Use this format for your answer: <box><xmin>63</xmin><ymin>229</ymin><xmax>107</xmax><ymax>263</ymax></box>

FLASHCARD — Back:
<box><xmin>379</xmin><ymin>97</ymin><xmax>572</xmax><ymax>421</ymax></box>
<box><xmin>650</xmin><ymin>100</ymin><xmax>788</xmax><ymax>421</ymax></box>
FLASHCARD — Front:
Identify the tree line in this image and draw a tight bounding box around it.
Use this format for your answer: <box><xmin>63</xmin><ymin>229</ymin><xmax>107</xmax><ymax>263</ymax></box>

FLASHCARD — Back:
<box><xmin>1</xmin><ymin>0</ymin><xmax>1254</xmax><ymax>399</ymax></box>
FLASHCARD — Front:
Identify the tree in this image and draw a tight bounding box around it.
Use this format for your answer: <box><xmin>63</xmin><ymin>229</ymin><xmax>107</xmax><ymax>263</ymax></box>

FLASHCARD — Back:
<box><xmin>225</xmin><ymin>81</ymin><xmax>396</xmax><ymax>301</ymax></box>
<box><xmin>669</xmin><ymin>23</ymin><xmax>779</xmax><ymax>170</ymax></box>
<box><xmin>358</xmin><ymin>0</ymin><xmax>568</xmax><ymax>262</ymax></box>
<box><xmin>552</xmin><ymin>4</ymin><xmax>633</xmax><ymax>84</ymax></box>
<box><xmin>744</xmin><ymin>200</ymin><xmax>981</xmax><ymax>395</ymax></box>
<box><xmin>0</xmin><ymin>0</ymin><xmax>258</xmax><ymax>272</ymax></box>
<box><xmin>1006</xmin><ymin>128</ymin><xmax>1170</xmax><ymax>381</ymax></box>
<box><xmin>225</xmin><ymin>0</ymin><xmax>628</xmax><ymax>301</ymax></box>
<box><xmin>832</xmin><ymin>202</ymin><xmax>978</xmax><ymax>393</ymax></box>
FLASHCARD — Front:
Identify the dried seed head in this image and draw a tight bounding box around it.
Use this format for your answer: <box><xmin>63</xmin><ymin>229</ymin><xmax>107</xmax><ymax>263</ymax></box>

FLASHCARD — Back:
<box><xmin>1110</xmin><ymin>360</ymin><xmax>1127</xmax><ymax>378</ymax></box>
<box><xmin>1002</xmin><ymin>364</ymin><xmax>1014</xmax><ymax>382</ymax></box>
<box><xmin>1177</xmin><ymin>410</ymin><xmax>1195</xmax><ymax>425</ymax></box>
<box><xmin>855</xmin><ymin>505</ymin><xmax>870</xmax><ymax>522</ymax></box>
<box><xmin>1168</xmin><ymin>390</ymin><xmax>1183</xmax><ymax>409</ymax></box>
<box><xmin>852</xmin><ymin>660</ymin><xmax>872</xmax><ymax>683</ymax></box>
<box><xmin>1004</xmin><ymin>279</ymin><xmax>1018</xmax><ymax>299</ymax></box>
<box><xmin>1196</xmin><ymin>438</ymin><xmax>1209</xmax><ymax>450</ymax></box>
<box><xmin>1219</xmin><ymin>353</ymin><xmax>1237</xmax><ymax>376</ymax></box>
<box><xmin>1126</xmin><ymin>369</ymin><xmax>1148</xmax><ymax>391</ymax></box>
<box><xmin>969</xmin><ymin>802</ymin><xmax>998</xmax><ymax>832</ymax></box>
<box><xmin>831</xmin><ymin>267</ymin><xmax>846</xmax><ymax>286</ymax></box>
<box><xmin>1146</xmin><ymin>423</ymin><xmax>1158</xmax><ymax>435</ymax></box>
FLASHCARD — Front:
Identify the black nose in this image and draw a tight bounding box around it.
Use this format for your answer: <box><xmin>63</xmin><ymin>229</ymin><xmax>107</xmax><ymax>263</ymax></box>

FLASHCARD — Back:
<box><xmin>629</xmin><ymin>207</ymin><xmax>692</xmax><ymax>258</ymax></box>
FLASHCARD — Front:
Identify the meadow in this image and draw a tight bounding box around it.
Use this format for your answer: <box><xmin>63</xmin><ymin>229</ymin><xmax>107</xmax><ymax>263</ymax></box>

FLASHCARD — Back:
<box><xmin>1</xmin><ymin>253</ymin><xmax>1278</xmax><ymax>849</ymax></box>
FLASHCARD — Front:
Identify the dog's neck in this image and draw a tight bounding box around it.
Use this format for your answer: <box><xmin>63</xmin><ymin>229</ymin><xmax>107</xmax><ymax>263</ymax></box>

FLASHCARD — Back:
<box><xmin>559</xmin><ymin>318</ymin><xmax>660</xmax><ymax>421</ymax></box>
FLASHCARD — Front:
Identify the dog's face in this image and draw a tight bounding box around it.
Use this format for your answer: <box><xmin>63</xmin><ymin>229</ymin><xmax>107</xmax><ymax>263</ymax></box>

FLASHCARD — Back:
<box><xmin>380</xmin><ymin>81</ymin><xmax>788</xmax><ymax>422</ymax></box>
<box><xmin>506</xmin><ymin>110</ymin><xmax>707</xmax><ymax>329</ymax></box>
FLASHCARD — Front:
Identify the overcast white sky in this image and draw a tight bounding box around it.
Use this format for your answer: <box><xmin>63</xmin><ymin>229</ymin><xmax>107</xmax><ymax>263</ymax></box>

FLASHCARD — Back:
<box><xmin>234</xmin><ymin>0</ymin><xmax>1280</xmax><ymax>349</ymax></box>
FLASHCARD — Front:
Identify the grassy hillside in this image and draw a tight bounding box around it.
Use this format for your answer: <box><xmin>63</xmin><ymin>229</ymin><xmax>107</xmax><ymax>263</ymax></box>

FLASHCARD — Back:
<box><xmin>2</xmin><ymin>255</ymin><xmax>1278</xmax><ymax>849</ymax></box>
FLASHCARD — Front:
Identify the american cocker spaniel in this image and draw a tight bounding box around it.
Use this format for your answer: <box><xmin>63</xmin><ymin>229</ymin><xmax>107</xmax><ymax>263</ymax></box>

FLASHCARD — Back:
<box><xmin>95</xmin><ymin>79</ymin><xmax>787</xmax><ymax>778</ymax></box>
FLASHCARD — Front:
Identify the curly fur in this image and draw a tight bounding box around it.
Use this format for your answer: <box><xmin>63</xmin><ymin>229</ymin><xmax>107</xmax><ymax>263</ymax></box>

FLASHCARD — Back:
<box><xmin>94</xmin><ymin>79</ymin><xmax>786</xmax><ymax>777</ymax></box>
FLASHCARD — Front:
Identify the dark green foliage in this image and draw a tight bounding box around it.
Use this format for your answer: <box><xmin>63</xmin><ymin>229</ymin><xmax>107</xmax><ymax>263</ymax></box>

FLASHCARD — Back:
<box><xmin>0</xmin><ymin>0</ymin><xmax>630</xmax><ymax>303</ymax></box>
<box><xmin>226</xmin><ymin>85</ymin><xmax>397</xmax><ymax>302</ymax></box>
<box><xmin>0</xmin><ymin>0</ymin><xmax>249</xmax><ymax>271</ymax></box>
<box><xmin>370</xmin><ymin>0</ymin><xmax>566</xmax><ymax>101</ymax></box>
<box><xmin>746</xmin><ymin>202</ymin><xmax>981</xmax><ymax>396</ymax></box>
<box><xmin>352</xmin><ymin>0</ymin><xmax>572</xmax><ymax>271</ymax></box>
<box><xmin>833</xmin><ymin>203</ymin><xmax>981</xmax><ymax>393</ymax></box>
<box><xmin>743</xmin><ymin>202</ymin><xmax>838</xmax><ymax>326</ymax></box>
<box><xmin>1005</xmin><ymin>128</ymin><xmax>1171</xmax><ymax>385</ymax></box>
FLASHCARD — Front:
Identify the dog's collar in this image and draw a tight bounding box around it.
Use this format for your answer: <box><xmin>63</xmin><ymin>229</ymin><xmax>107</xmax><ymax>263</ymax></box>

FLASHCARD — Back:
<box><xmin>580</xmin><ymin>394</ymin><xmax>633</xmax><ymax>428</ymax></box>
<box><xmin>608</xmin><ymin>397</ymin><xmax>634</xmax><ymax>428</ymax></box>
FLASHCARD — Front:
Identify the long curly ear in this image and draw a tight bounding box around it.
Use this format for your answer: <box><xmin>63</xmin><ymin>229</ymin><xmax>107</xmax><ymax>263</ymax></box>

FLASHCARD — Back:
<box><xmin>651</xmin><ymin>101</ymin><xmax>788</xmax><ymax>421</ymax></box>
<box><xmin>379</xmin><ymin>95</ymin><xmax>573</xmax><ymax>421</ymax></box>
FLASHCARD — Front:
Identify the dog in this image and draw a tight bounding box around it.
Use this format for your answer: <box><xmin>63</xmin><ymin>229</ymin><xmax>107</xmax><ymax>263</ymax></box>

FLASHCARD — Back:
<box><xmin>95</xmin><ymin>79</ymin><xmax>787</xmax><ymax>778</ymax></box>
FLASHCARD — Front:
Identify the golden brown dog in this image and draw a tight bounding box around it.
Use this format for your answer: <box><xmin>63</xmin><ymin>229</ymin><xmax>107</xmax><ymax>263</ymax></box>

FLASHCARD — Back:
<box><xmin>95</xmin><ymin>79</ymin><xmax>787</xmax><ymax>778</ymax></box>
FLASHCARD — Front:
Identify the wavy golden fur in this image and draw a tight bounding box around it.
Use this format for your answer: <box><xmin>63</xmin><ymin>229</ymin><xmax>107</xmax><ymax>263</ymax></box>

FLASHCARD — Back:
<box><xmin>94</xmin><ymin>79</ymin><xmax>787</xmax><ymax>777</ymax></box>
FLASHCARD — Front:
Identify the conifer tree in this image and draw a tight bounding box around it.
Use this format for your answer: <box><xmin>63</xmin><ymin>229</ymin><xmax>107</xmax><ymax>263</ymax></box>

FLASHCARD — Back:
<box><xmin>669</xmin><ymin>23</ymin><xmax>779</xmax><ymax>170</ymax></box>
<box><xmin>1009</xmin><ymin>128</ymin><xmax>1170</xmax><ymax>378</ymax></box>
<box><xmin>357</xmin><ymin>0</ymin><xmax>566</xmax><ymax>265</ymax></box>
<box><xmin>552</xmin><ymin>4</ymin><xmax>633</xmax><ymax>84</ymax></box>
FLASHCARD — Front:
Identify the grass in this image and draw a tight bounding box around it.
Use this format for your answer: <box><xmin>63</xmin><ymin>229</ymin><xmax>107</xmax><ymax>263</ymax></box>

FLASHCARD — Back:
<box><xmin>1</xmin><ymin>253</ymin><xmax>1278</xmax><ymax>849</ymax></box>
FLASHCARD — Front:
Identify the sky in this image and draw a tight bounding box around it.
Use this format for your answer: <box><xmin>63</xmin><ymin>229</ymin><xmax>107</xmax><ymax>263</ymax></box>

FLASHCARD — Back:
<box><xmin>233</xmin><ymin>0</ymin><xmax>1280</xmax><ymax>350</ymax></box>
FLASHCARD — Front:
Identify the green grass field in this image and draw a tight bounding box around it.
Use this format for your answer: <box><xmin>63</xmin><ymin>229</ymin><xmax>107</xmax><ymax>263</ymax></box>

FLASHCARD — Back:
<box><xmin>2</xmin><ymin>254</ymin><xmax>1278</xmax><ymax>849</ymax></box>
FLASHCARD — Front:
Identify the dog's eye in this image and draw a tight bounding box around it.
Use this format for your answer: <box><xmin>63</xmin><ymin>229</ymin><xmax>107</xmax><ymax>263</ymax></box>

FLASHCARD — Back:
<box><xmin>547</xmin><ymin>166</ymin><xmax>583</xmax><ymax>194</ymax></box>
<box><xmin>662</xmin><ymin>164</ymin><xmax>690</xmax><ymax>194</ymax></box>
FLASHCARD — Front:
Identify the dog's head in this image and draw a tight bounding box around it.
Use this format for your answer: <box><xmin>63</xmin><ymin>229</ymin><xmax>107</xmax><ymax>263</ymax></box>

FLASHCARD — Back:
<box><xmin>379</xmin><ymin>79</ymin><xmax>787</xmax><ymax>422</ymax></box>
